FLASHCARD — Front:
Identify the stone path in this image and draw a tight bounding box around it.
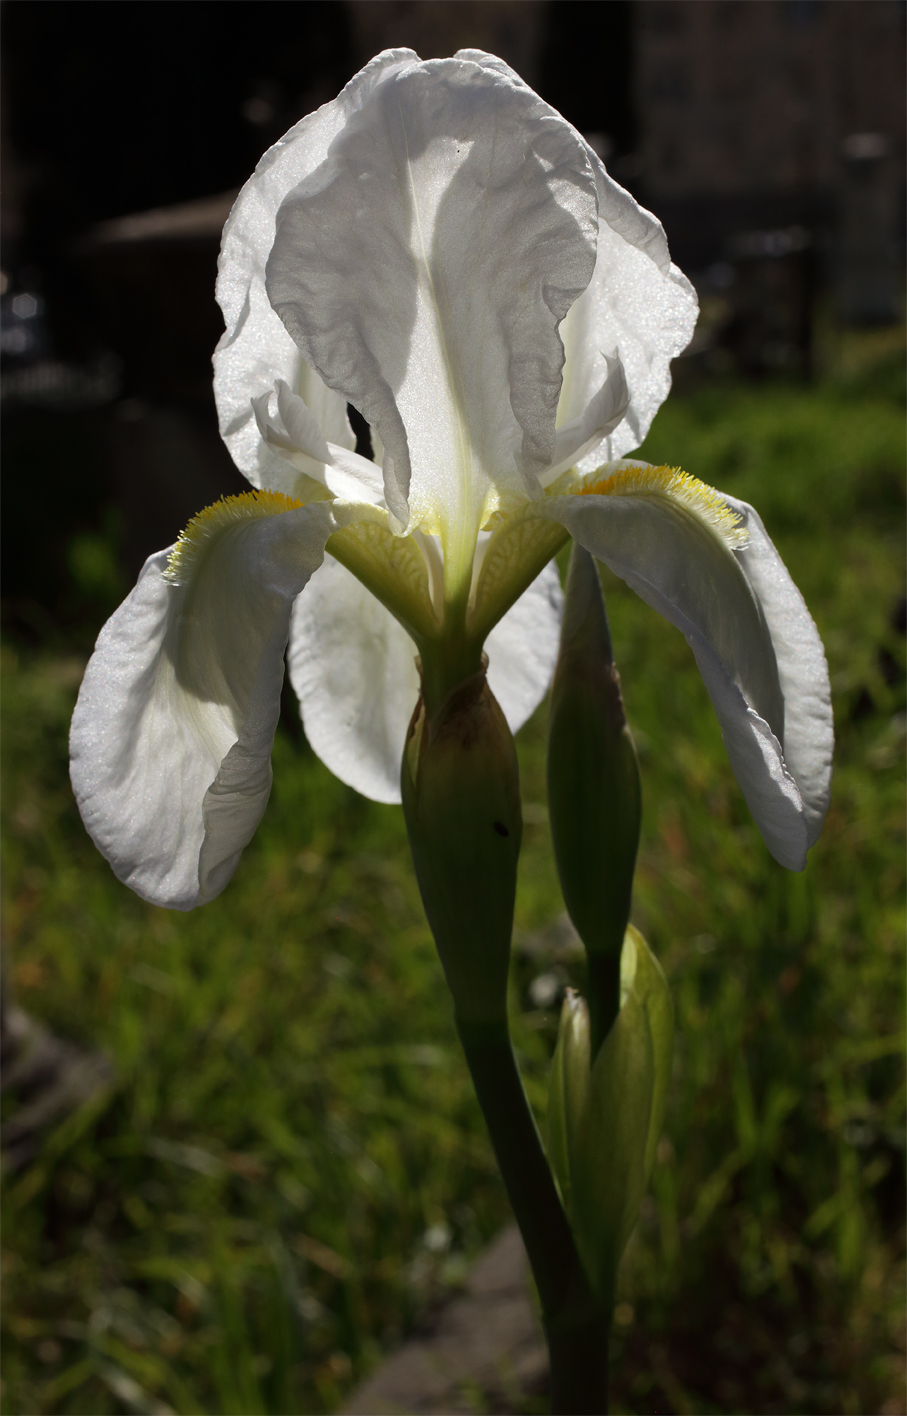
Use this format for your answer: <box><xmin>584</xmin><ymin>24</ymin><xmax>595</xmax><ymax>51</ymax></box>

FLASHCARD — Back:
<box><xmin>340</xmin><ymin>1226</ymin><xmax>547</xmax><ymax>1415</ymax></box>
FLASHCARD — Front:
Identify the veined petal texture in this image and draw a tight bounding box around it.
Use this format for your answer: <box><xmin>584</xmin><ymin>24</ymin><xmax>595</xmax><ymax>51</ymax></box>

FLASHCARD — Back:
<box><xmin>265</xmin><ymin>53</ymin><xmax>599</xmax><ymax>531</ymax></box>
<box><xmin>70</xmin><ymin>501</ymin><xmax>336</xmax><ymax>909</ymax></box>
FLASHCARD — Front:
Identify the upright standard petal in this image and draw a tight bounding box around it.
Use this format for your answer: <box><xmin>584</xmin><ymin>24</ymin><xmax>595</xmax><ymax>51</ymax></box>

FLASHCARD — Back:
<box><xmin>545</xmin><ymin>353</ymin><xmax>629</xmax><ymax>482</ymax></box>
<box><xmin>557</xmin><ymin>158</ymin><xmax>698</xmax><ymax>468</ymax></box>
<box><xmin>723</xmin><ymin>495</ymin><xmax>833</xmax><ymax>845</ymax></box>
<box><xmin>70</xmin><ymin>495</ymin><xmax>336</xmax><ymax>909</ymax></box>
<box><xmin>213</xmin><ymin>50</ymin><xmax>418</xmax><ymax>488</ymax></box>
<box><xmin>265</xmin><ymin>53</ymin><xmax>599</xmax><ymax>536</ymax></box>
<box><xmin>546</xmin><ymin>466</ymin><xmax>812</xmax><ymax>870</ymax></box>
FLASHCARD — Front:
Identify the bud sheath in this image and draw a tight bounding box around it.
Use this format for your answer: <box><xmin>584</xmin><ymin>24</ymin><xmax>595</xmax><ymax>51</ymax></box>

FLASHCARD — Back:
<box><xmin>547</xmin><ymin>544</ymin><xmax>642</xmax><ymax>1051</ymax></box>
<box><xmin>547</xmin><ymin>927</ymin><xmax>674</xmax><ymax>1310</ymax></box>
<box><xmin>401</xmin><ymin>659</ymin><xmax>521</xmax><ymax>1025</ymax></box>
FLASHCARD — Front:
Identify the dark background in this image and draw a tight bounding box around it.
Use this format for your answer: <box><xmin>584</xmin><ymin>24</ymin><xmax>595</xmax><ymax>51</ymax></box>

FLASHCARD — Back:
<box><xmin>1</xmin><ymin>0</ymin><xmax>903</xmax><ymax>645</ymax></box>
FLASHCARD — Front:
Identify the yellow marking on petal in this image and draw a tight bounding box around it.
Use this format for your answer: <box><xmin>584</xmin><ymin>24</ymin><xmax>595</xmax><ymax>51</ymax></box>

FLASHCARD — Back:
<box><xmin>164</xmin><ymin>490</ymin><xmax>303</xmax><ymax>585</ymax></box>
<box><xmin>326</xmin><ymin>513</ymin><xmax>439</xmax><ymax>642</ymax></box>
<box><xmin>469</xmin><ymin>510</ymin><xmax>569</xmax><ymax>643</ymax></box>
<box><xmin>576</xmin><ymin>464</ymin><xmax>748</xmax><ymax>548</ymax></box>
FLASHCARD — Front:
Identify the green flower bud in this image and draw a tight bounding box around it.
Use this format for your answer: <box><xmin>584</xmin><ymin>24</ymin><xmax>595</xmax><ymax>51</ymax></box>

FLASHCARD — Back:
<box><xmin>547</xmin><ymin>926</ymin><xmax>673</xmax><ymax>1309</ymax></box>
<box><xmin>547</xmin><ymin>543</ymin><xmax>642</xmax><ymax>1049</ymax></box>
<box><xmin>401</xmin><ymin>657</ymin><xmax>522</xmax><ymax>1025</ymax></box>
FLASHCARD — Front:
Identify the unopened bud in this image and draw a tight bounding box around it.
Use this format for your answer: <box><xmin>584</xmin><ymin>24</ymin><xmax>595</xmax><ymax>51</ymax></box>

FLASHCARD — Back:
<box><xmin>401</xmin><ymin>657</ymin><xmax>521</xmax><ymax>1025</ymax></box>
<box><xmin>547</xmin><ymin>927</ymin><xmax>673</xmax><ymax>1309</ymax></box>
<box><xmin>547</xmin><ymin>544</ymin><xmax>642</xmax><ymax>1048</ymax></box>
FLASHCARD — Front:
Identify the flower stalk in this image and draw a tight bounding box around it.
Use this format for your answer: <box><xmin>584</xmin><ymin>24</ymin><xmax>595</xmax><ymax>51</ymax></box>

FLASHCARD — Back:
<box><xmin>456</xmin><ymin>1015</ymin><xmax>611</xmax><ymax>1416</ymax></box>
<box><xmin>401</xmin><ymin>655</ymin><xmax>611</xmax><ymax>1412</ymax></box>
<box><xmin>401</xmin><ymin>659</ymin><xmax>519</xmax><ymax>1025</ymax></box>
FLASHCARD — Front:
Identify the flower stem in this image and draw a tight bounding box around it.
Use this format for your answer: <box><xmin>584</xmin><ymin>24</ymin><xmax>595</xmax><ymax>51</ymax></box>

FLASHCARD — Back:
<box><xmin>455</xmin><ymin>1016</ymin><xmax>612</xmax><ymax>1414</ymax></box>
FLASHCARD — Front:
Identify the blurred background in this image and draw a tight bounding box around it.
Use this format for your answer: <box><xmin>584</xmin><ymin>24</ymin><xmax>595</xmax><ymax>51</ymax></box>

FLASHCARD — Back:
<box><xmin>2</xmin><ymin>4</ymin><xmax>904</xmax><ymax>1415</ymax></box>
<box><xmin>1</xmin><ymin>0</ymin><xmax>903</xmax><ymax>628</ymax></box>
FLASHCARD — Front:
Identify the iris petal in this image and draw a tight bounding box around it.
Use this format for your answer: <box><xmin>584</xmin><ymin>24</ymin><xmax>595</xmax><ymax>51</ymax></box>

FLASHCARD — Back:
<box><xmin>484</xmin><ymin>560</ymin><xmax>563</xmax><ymax>733</ymax></box>
<box><xmin>557</xmin><ymin>156</ymin><xmax>698</xmax><ymax>469</ymax></box>
<box><xmin>287</xmin><ymin>556</ymin><xmax>422</xmax><ymax>804</ymax></box>
<box><xmin>724</xmin><ymin>495</ymin><xmax>833</xmax><ymax>845</ymax></box>
<box><xmin>546</xmin><ymin>475</ymin><xmax>815</xmax><ymax>869</ymax></box>
<box><xmin>70</xmin><ymin>499</ymin><xmax>336</xmax><ymax>909</ymax></box>
<box><xmin>213</xmin><ymin>52</ymin><xmax>412</xmax><ymax>485</ymax></box>
<box><xmin>545</xmin><ymin>354</ymin><xmax>630</xmax><ymax>481</ymax></box>
<box><xmin>287</xmin><ymin>556</ymin><xmax>563</xmax><ymax>805</ymax></box>
<box><xmin>265</xmin><ymin>54</ymin><xmax>599</xmax><ymax>535</ymax></box>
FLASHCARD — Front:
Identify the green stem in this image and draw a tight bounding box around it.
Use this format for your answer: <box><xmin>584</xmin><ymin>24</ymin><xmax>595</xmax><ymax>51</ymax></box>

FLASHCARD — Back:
<box><xmin>456</xmin><ymin>1016</ymin><xmax>611</xmax><ymax>1414</ymax></box>
<box><xmin>416</xmin><ymin>632</ymin><xmax>484</xmax><ymax>721</ymax></box>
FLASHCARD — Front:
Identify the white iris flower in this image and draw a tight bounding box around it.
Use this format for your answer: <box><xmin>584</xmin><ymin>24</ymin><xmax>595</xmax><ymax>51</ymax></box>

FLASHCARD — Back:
<box><xmin>70</xmin><ymin>49</ymin><xmax>833</xmax><ymax>911</ymax></box>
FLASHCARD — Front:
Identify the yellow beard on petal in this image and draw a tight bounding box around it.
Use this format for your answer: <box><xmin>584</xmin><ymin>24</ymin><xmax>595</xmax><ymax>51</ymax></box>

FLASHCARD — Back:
<box><xmin>164</xmin><ymin>490</ymin><xmax>304</xmax><ymax>585</ymax></box>
<box><xmin>576</xmin><ymin>464</ymin><xmax>748</xmax><ymax>550</ymax></box>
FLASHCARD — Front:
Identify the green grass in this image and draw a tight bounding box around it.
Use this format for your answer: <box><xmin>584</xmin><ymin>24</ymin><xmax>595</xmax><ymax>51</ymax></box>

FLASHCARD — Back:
<box><xmin>2</xmin><ymin>344</ymin><xmax>904</xmax><ymax>1415</ymax></box>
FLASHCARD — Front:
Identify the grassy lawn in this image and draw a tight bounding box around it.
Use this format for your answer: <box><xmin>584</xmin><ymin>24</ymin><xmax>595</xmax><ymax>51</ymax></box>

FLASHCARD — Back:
<box><xmin>2</xmin><ymin>338</ymin><xmax>904</xmax><ymax>1415</ymax></box>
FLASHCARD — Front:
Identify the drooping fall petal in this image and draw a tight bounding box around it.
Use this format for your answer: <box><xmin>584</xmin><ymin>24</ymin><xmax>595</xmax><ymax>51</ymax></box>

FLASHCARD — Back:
<box><xmin>70</xmin><ymin>496</ymin><xmax>336</xmax><ymax>909</ymax></box>
<box><xmin>722</xmin><ymin>495</ymin><xmax>833</xmax><ymax>845</ymax></box>
<box><xmin>546</xmin><ymin>466</ymin><xmax>817</xmax><ymax>869</ymax></box>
